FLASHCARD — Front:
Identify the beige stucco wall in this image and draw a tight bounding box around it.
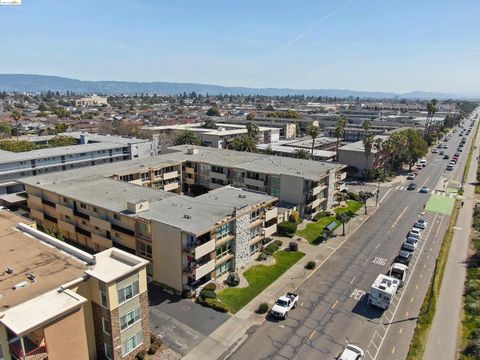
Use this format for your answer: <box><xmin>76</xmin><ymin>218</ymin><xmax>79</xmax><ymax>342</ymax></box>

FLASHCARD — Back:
<box><xmin>151</xmin><ymin>220</ymin><xmax>182</xmax><ymax>291</ymax></box>
<box><xmin>74</xmin><ymin>281</ymin><xmax>97</xmax><ymax>360</ymax></box>
<box><xmin>0</xmin><ymin>324</ymin><xmax>11</xmax><ymax>360</ymax></box>
<box><xmin>43</xmin><ymin>307</ymin><xmax>89</xmax><ymax>360</ymax></box>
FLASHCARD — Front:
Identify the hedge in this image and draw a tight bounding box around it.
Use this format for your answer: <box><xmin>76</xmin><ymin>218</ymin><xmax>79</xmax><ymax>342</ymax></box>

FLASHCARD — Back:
<box><xmin>277</xmin><ymin>221</ymin><xmax>297</xmax><ymax>236</ymax></box>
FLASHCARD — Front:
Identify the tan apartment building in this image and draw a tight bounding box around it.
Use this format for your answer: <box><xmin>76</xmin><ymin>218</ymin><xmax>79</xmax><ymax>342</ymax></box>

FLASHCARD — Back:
<box><xmin>0</xmin><ymin>210</ymin><xmax>150</xmax><ymax>360</ymax></box>
<box><xmin>21</xmin><ymin>169</ymin><xmax>277</xmax><ymax>292</ymax></box>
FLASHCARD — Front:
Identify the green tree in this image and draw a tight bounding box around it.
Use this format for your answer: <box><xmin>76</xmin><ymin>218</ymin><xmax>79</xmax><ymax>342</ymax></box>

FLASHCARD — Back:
<box><xmin>229</xmin><ymin>135</ymin><xmax>257</xmax><ymax>152</ymax></box>
<box><xmin>202</xmin><ymin>118</ymin><xmax>218</xmax><ymax>129</ymax></box>
<box><xmin>335</xmin><ymin>115</ymin><xmax>347</xmax><ymax>160</ymax></box>
<box><xmin>49</xmin><ymin>136</ymin><xmax>77</xmax><ymax>147</ymax></box>
<box><xmin>335</xmin><ymin>212</ymin><xmax>351</xmax><ymax>236</ymax></box>
<box><xmin>206</xmin><ymin>106</ymin><xmax>220</xmax><ymax>116</ymax></box>
<box><xmin>53</xmin><ymin>108</ymin><xmax>70</xmax><ymax>119</ymax></box>
<box><xmin>246</xmin><ymin>122</ymin><xmax>260</xmax><ymax>139</ymax></box>
<box><xmin>400</xmin><ymin>128</ymin><xmax>428</xmax><ymax>170</ymax></box>
<box><xmin>12</xmin><ymin>110</ymin><xmax>22</xmax><ymax>141</ymax></box>
<box><xmin>359</xmin><ymin>191</ymin><xmax>374</xmax><ymax>215</ymax></box>
<box><xmin>0</xmin><ymin>123</ymin><xmax>12</xmax><ymax>136</ymax></box>
<box><xmin>54</xmin><ymin>122</ymin><xmax>68</xmax><ymax>134</ymax></box>
<box><xmin>425</xmin><ymin>99</ymin><xmax>438</xmax><ymax>142</ymax></box>
<box><xmin>246</xmin><ymin>113</ymin><xmax>256</xmax><ymax>121</ymax></box>
<box><xmin>0</xmin><ymin>140</ymin><xmax>37</xmax><ymax>153</ymax></box>
<box><xmin>174</xmin><ymin>130</ymin><xmax>202</xmax><ymax>145</ymax></box>
<box><xmin>307</xmin><ymin>124</ymin><xmax>320</xmax><ymax>156</ymax></box>
<box><xmin>294</xmin><ymin>149</ymin><xmax>311</xmax><ymax>159</ymax></box>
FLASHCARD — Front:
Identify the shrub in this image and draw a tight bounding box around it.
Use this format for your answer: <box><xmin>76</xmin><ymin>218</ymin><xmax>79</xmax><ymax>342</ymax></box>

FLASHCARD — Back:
<box><xmin>313</xmin><ymin>211</ymin><xmax>331</xmax><ymax>221</ymax></box>
<box><xmin>256</xmin><ymin>252</ymin><xmax>268</xmax><ymax>261</ymax></box>
<box><xmin>204</xmin><ymin>298</ymin><xmax>229</xmax><ymax>312</ymax></box>
<box><xmin>150</xmin><ymin>333</ymin><xmax>162</xmax><ymax>347</ymax></box>
<box><xmin>274</xmin><ymin>239</ymin><xmax>283</xmax><ymax>247</ymax></box>
<box><xmin>347</xmin><ymin>192</ymin><xmax>360</xmax><ymax>201</ymax></box>
<box><xmin>305</xmin><ymin>261</ymin><xmax>316</xmax><ymax>270</ymax></box>
<box><xmin>181</xmin><ymin>288</ymin><xmax>194</xmax><ymax>299</ymax></box>
<box><xmin>136</xmin><ymin>349</ymin><xmax>147</xmax><ymax>359</ymax></box>
<box><xmin>226</xmin><ymin>272</ymin><xmax>240</xmax><ymax>287</ymax></box>
<box><xmin>203</xmin><ymin>282</ymin><xmax>217</xmax><ymax>291</ymax></box>
<box><xmin>148</xmin><ymin>343</ymin><xmax>160</xmax><ymax>355</ymax></box>
<box><xmin>265</xmin><ymin>242</ymin><xmax>280</xmax><ymax>254</ymax></box>
<box><xmin>289</xmin><ymin>242</ymin><xmax>298</xmax><ymax>252</ymax></box>
<box><xmin>257</xmin><ymin>302</ymin><xmax>269</xmax><ymax>314</ymax></box>
<box><xmin>278</xmin><ymin>221</ymin><xmax>297</xmax><ymax>236</ymax></box>
<box><xmin>199</xmin><ymin>289</ymin><xmax>216</xmax><ymax>299</ymax></box>
<box><xmin>288</xmin><ymin>211</ymin><xmax>301</xmax><ymax>224</ymax></box>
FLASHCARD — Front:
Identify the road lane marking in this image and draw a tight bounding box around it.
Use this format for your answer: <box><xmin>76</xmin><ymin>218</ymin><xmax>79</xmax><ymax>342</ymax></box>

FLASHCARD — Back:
<box><xmin>350</xmin><ymin>276</ymin><xmax>356</xmax><ymax>285</ymax></box>
<box><xmin>379</xmin><ymin>188</ymin><xmax>392</xmax><ymax>203</ymax></box>
<box><xmin>399</xmin><ymin>328</ymin><xmax>403</xmax><ymax>334</ymax></box>
<box><xmin>331</xmin><ymin>300</ymin><xmax>338</xmax><ymax>309</ymax></box>
<box><xmin>416</xmin><ymin>285</ymin><xmax>419</xmax><ymax>289</ymax></box>
<box><xmin>405</xmin><ymin>312</ymin><xmax>409</xmax><ymax>317</ymax></box>
<box><xmin>392</xmin><ymin>207</ymin><xmax>408</xmax><ymax>228</ymax></box>
<box><xmin>308</xmin><ymin>329</ymin><xmax>316</xmax><ymax>341</ymax></box>
<box><xmin>435</xmin><ymin>215</ymin><xmax>445</xmax><ymax>237</ymax></box>
<box><xmin>350</xmin><ymin>289</ymin><xmax>366</xmax><ymax>300</ymax></box>
<box><xmin>420</xmin><ymin>274</ymin><xmax>423</xmax><ymax>278</ymax></box>
<box><xmin>411</xmin><ymin>297</ymin><xmax>414</xmax><ymax>303</ymax></box>
<box><xmin>392</xmin><ymin>346</ymin><xmax>396</xmax><ymax>354</ymax></box>
<box><xmin>372</xmin><ymin>257</ymin><xmax>387</xmax><ymax>266</ymax></box>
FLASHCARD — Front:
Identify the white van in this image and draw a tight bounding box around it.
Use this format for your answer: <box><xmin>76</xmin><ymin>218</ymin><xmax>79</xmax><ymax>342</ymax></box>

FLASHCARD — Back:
<box><xmin>419</xmin><ymin>159</ymin><xmax>427</xmax><ymax>167</ymax></box>
<box><xmin>446</xmin><ymin>164</ymin><xmax>454</xmax><ymax>171</ymax></box>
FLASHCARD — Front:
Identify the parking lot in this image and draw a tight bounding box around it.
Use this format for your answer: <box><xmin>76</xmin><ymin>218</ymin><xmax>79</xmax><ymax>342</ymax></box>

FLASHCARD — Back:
<box><xmin>148</xmin><ymin>284</ymin><xmax>230</xmax><ymax>356</ymax></box>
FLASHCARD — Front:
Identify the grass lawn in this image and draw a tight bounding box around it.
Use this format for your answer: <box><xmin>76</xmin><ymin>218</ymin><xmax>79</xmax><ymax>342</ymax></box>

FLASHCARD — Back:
<box><xmin>217</xmin><ymin>250</ymin><xmax>305</xmax><ymax>314</ymax></box>
<box><xmin>296</xmin><ymin>201</ymin><xmax>362</xmax><ymax>244</ymax></box>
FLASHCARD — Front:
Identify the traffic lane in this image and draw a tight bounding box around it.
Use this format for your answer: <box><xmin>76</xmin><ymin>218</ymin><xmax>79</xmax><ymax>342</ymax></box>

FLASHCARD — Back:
<box><xmin>374</xmin><ymin>212</ymin><xmax>450</xmax><ymax>360</ymax></box>
<box><xmin>229</xmin><ymin>189</ymin><xmax>421</xmax><ymax>360</ymax></box>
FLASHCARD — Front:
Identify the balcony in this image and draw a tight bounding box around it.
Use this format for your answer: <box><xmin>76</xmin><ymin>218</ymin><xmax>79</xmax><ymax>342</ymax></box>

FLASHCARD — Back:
<box><xmin>336</xmin><ymin>171</ymin><xmax>347</xmax><ymax>180</ymax></box>
<box><xmin>185</xmin><ymin>167</ymin><xmax>195</xmax><ymax>175</ymax></box>
<box><xmin>312</xmin><ymin>184</ymin><xmax>327</xmax><ymax>196</ymax></box>
<box><xmin>264</xmin><ymin>223</ymin><xmax>277</xmax><ymax>237</ymax></box>
<box><xmin>56</xmin><ymin>203</ymin><xmax>73</xmax><ymax>217</ymax></box>
<box><xmin>9</xmin><ymin>333</ymin><xmax>48</xmax><ymax>360</ymax></box>
<box><xmin>73</xmin><ymin>209</ymin><xmax>89</xmax><ymax>220</ymax></box>
<box><xmin>309</xmin><ymin>197</ymin><xmax>326</xmax><ymax>209</ymax></box>
<box><xmin>244</xmin><ymin>177</ymin><xmax>265</xmax><ymax>189</ymax></box>
<box><xmin>28</xmin><ymin>194</ymin><xmax>42</xmax><ymax>207</ymax></box>
<box><xmin>90</xmin><ymin>216</ymin><xmax>111</xmax><ymax>231</ymax></box>
<box><xmin>164</xmin><ymin>182</ymin><xmax>179</xmax><ymax>192</ymax></box>
<box><xmin>58</xmin><ymin>219</ymin><xmax>75</xmax><ymax>234</ymax></box>
<box><xmin>111</xmin><ymin>223</ymin><xmax>134</xmax><ymax>237</ymax></box>
<box><xmin>185</xmin><ymin>177</ymin><xmax>195</xmax><ymax>185</ymax></box>
<box><xmin>92</xmin><ymin>233</ymin><xmax>113</xmax><ymax>249</ymax></box>
<box><xmin>30</xmin><ymin>209</ymin><xmax>44</xmax><ymax>221</ymax></box>
<box><xmin>195</xmin><ymin>239</ymin><xmax>215</xmax><ymax>259</ymax></box>
<box><xmin>41</xmin><ymin>198</ymin><xmax>55</xmax><ymax>208</ymax></box>
<box><xmin>195</xmin><ymin>259</ymin><xmax>215</xmax><ymax>279</ymax></box>
<box><xmin>210</xmin><ymin>171</ymin><xmax>227</xmax><ymax>181</ymax></box>
<box><xmin>265</xmin><ymin>207</ymin><xmax>277</xmax><ymax>222</ymax></box>
<box><xmin>163</xmin><ymin>171</ymin><xmax>179</xmax><ymax>180</ymax></box>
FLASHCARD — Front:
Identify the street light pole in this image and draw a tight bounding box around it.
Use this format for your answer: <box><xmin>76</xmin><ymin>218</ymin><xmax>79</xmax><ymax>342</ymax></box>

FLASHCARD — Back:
<box><xmin>375</xmin><ymin>180</ymin><xmax>380</xmax><ymax>206</ymax></box>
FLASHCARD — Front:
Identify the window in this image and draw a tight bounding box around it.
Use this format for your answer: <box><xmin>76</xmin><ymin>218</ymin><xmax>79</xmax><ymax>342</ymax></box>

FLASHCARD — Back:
<box><xmin>140</xmin><ymin>242</ymin><xmax>152</xmax><ymax>259</ymax></box>
<box><xmin>104</xmin><ymin>343</ymin><xmax>113</xmax><ymax>360</ymax></box>
<box><xmin>216</xmin><ymin>240</ymin><xmax>233</xmax><ymax>260</ymax></box>
<box><xmin>250</xmin><ymin>208</ymin><xmax>261</xmax><ymax>222</ymax></box>
<box><xmin>215</xmin><ymin>259</ymin><xmax>233</xmax><ymax>277</ymax></box>
<box><xmin>100</xmin><ymin>290</ymin><xmax>108</xmax><ymax>307</ymax></box>
<box><xmin>120</xmin><ymin>307</ymin><xmax>141</xmax><ymax>331</ymax></box>
<box><xmin>216</xmin><ymin>222</ymin><xmax>233</xmax><ymax>240</ymax></box>
<box><xmin>93</xmin><ymin>207</ymin><xmax>98</xmax><ymax>213</ymax></box>
<box><xmin>118</xmin><ymin>281</ymin><xmax>139</xmax><ymax>304</ymax></box>
<box><xmin>121</xmin><ymin>331</ymin><xmax>143</xmax><ymax>356</ymax></box>
<box><xmin>270</xmin><ymin>189</ymin><xmax>280</xmax><ymax>196</ymax></box>
<box><xmin>113</xmin><ymin>214</ymin><xmax>120</xmax><ymax>221</ymax></box>
<box><xmin>80</xmin><ymin>203</ymin><xmax>87</xmax><ymax>209</ymax></box>
<box><xmin>102</xmin><ymin>317</ymin><xmax>111</xmax><ymax>336</ymax></box>
<box><xmin>250</xmin><ymin>225</ymin><xmax>261</xmax><ymax>239</ymax></box>
<box><xmin>138</xmin><ymin>222</ymin><xmax>151</xmax><ymax>238</ymax></box>
<box><xmin>271</xmin><ymin>176</ymin><xmax>280</xmax><ymax>185</ymax></box>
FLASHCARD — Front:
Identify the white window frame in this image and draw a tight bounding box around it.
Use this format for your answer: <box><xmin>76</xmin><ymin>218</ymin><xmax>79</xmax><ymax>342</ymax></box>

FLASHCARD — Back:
<box><xmin>104</xmin><ymin>342</ymin><xmax>113</xmax><ymax>360</ymax></box>
<box><xmin>117</xmin><ymin>281</ymin><xmax>139</xmax><ymax>305</ymax></box>
<box><xmin>102</xmin><ymin>317</ymin><xmax>110</xmax><ymax>336</ymax></box>
<box><xmin>100</xmin><ymin>289</ymin><xmax>108</xmax><ymax>308</ymax></box>
<box><xmin>121</xmin><ymin>332</ymin><xmax>143</xmax><ymax>356</ymax></box>
<box><xmin>120</xmin><ymin>307</ymin><xmax>141</xmax><ymax>332</ymax></box>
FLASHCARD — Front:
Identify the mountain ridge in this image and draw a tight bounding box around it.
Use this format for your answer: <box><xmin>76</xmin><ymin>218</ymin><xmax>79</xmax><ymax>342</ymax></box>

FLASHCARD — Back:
<box><xmin>0</xmin><ymin>74</ymin><xmax>475</xmax><ymax>100</ymax></box>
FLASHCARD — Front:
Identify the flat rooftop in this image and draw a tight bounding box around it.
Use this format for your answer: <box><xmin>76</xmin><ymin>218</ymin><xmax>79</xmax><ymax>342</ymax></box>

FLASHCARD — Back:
<box><xmin>338</xmin><ymin>135</ymin><xmax>390</xmax><ymax>153</ymax></box>
<box><xmin>140</xmin><ymin>186</ymin><xmax>276</xmax><ymax>234</ymax></box>
<box><xmin>0</xmin><ymin>211</ymin><xmax>87</xmax><ymax>311</ymax></box>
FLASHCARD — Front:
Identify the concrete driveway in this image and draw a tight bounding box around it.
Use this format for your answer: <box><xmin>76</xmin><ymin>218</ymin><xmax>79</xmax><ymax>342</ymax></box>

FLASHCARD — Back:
<box><xmin>148</xmin><ymin>283</ymin><xmax>230</xmax><ymax>356</ymax></box>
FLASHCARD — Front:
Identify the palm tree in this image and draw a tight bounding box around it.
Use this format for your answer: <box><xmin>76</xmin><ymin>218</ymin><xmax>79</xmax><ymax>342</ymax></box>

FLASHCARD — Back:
<box><xmin>230</xmin><ymin>135</ymin><xmax>257</xmax><ymax>152</ymax></box>
<box><xmin>359</xmin><ymin>191</ymin><xmax>373</xmax><ymax>215</ymax></box>
<box><xmin>294</xmin><ymin>149</ymin><xmax>311</xmax><ymax>159</ymax></box>
<box><xmin>335</xmin><ymin>212</ymin><xmax>351</xmax><ymax>236</ymax></box>
<box><xmin>307</xmin><ymin>124</ymin><xmax>320</xmax><ymax>156</ymax></box>
<box><xmin>174</xmin><ymin>130</ymin><xmax>202</xmax><ymax>145</ymax></box>
<box><xmin>202</xmin><ymin>118</ymin><xmax>218</xmax><ymax>129</ymax></box>
<box><xmin>12</xmin><ymin>110</ymin><xmax>22</xmax><ymax>141</ymax></box>
<box><xmin>246</xmin><ymin>122</ymin><xmax>260</xmax><ymax>140</ymax></box>
<box><xmin>425</xmin><ymin>99</ymin><xmax>438</xmax><ymax>142</ymax></box>
<box><xmin>335</xmin><ymin>116</ymin><xmax>347</xmax><ymax>160</ymax></box>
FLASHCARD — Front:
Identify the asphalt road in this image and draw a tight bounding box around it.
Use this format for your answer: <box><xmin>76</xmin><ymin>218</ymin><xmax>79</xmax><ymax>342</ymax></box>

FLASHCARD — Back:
<box><xmin>229</xmin><ymin>122</ymin><xmax>474</xmax><ymax>360</ymax></box>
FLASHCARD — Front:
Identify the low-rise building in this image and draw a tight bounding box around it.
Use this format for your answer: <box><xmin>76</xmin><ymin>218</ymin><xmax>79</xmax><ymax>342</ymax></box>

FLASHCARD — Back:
<box><xmin>0</xmin><ymin>210</ymin><xmax>150</xmax><ymax>360</ymax></box>
<box><xmin>75</xmin><ymin>94</ymin><xmax>109</xmax><ymax>107</ymax></box>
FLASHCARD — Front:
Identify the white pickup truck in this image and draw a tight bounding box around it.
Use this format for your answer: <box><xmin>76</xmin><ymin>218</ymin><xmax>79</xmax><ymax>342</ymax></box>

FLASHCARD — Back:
<box><xmin>271</xmin><ymin>292</ymin><xmax>299</xmax><ymax>319</ymax></box>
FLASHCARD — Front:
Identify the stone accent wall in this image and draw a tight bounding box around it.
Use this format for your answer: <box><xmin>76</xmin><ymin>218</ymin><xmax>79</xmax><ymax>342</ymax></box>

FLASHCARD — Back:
<box><xmin>234</xmin><ymin>212</ymin><xmax>251</xmax><ymax>269</ymax></box>
<box><xmin>92</xmin><ymin>302</ymin><xmax>114</xmax><ymax>360</ymax></box>
<box><xmin>326</xmin><ymin>171</ymin><xmax>336</xmax><ymax>210</ymax></box>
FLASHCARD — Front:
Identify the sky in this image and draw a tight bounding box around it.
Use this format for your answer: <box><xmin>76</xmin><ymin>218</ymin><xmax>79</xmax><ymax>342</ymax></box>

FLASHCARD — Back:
<box><xmin>0</xmin><ymin>0</ymin><xmax>479</xmax><ymax>94</ymax></box>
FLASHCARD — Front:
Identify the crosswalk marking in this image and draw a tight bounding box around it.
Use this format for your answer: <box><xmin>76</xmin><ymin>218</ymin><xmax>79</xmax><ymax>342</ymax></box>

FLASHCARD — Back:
<box><xmin>394</xmin><ymin>185</ymin><xmax>456</xmax><ymax>197</ymax></box>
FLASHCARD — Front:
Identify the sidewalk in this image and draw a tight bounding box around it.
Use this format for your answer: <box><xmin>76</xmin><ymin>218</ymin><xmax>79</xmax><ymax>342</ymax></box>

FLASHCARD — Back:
<box><xmin>424</xmin><ymin>120</ymin><xmax>480</xmax><ymax>360</ymax></box>
<box><xmin>183</xmin><ymin>198</ymin><xmax>382</xmax><ymax>360</ymax></box>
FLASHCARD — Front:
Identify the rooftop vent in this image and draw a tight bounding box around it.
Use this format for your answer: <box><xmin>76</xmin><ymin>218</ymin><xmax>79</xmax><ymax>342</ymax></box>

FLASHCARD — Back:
<box><xmin>238</xmin><ymin>194</ymin><xmax>246</xmax><ymax>198</ymax></box>
<box><xmin>183</xmin><ymin>214</ymin><xmax>192</xmax><ymax>219</ymax></box>
<box><xmin>186</xmin><ymin>148</ymin><xmax>199</xmax><ymax>155</ymax></box>
<box><xmin>5</xmin><ymin>267</ymin><xmax>14</xmax><ymax>274</ymax></box>
<box><xmin>27</xmin><ymin>273</ymin><xmax>37</xmax><ymax>282</ymax></box>
<box><xmin>12</xmin><ymin>281</ymin><xmax>28</xmax><ymax>290</ymax></box>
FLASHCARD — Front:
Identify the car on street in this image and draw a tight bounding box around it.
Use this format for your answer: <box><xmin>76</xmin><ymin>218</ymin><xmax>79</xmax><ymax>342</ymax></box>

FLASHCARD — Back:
<box><xmin>443</xmin><ymin>154</ymin><xmax>450</xmax><ymax>159</ymax></box>
<box><xmin>407</xmin><ymin>182</ymin><xmax>417</xmax><ymax>190</ymax></box>
<box><xmin>420</xmin><ymin>159</ymin><xmax>427</xmax><ymax>167</ymax></box>
<box><xmin>403</xmin><ymin>237</ymin><xmax>418</xmax><ymax>251</ymax></box>
<box><xmin>419</xmin><ymin>186</ymin><xmax>430</xmax><ymax>193</ymax></box>
<box><xmin>406</xmin><ymin>173</ymin><xmax>415</xmax><ymax>180</ymax></box>
<box><xmin>442</xmin><ymin>144</ymin><xmax>448</xmax><ymax>149</ymax></box>
<box><xmin>439</xmin><ymin>150</ymin><xmax>445</xmax><ymax>155</ymax></box>
<box><xmin>432</xmin><ymin>148</ymin><xmax>438</xmax><ymax>153</ymax></box>
<box><xmin>338</xmin><ymin>344</ymin><xmax>365</xmax><ymax>360</ymax></box>
<box><xmin>414</xmin><ymin>218</ymin><xmax>428</xmax><ymax>229</ymax></box>
<box><xmin>396</xmin><ymin>249</ymin><xmax>412</xmax><ymax>265</ymax></box>
<box><xmin>270</xmin><ymin>292</ymin><xmax>298</xmax><ymax>319</ymax></box>
<box><xmin>416</xmin><ymin>164</ymin><xmax>423</xmax><ymax>170</ymax></box>
<box><xmin>388</xmin><ymin>263</ymin><xmax>408</xmax><ymax>287</ymax></box>
<box><xmin>447</xmin><ymin>164</ymin><xmax>454</xmax><ymax>171</ymax></box>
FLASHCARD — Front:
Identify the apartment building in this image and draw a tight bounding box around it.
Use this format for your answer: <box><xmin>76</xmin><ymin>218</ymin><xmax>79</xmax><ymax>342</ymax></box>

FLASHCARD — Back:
<box><xmin>162</xmin><ymin>145</ymin><xmax>346</xmax><ymax>217</ymax></box>
<box><xmin>324</xmin><ymin>125</ymin><xmax>395</xmax><ymax>142</ymax></box>
<box><xmin>75</xmin><ymin>94</ymin><xmax>109</xmax><ymax>107</ymax></box>
<box><xmin>336</xmin><ymin>135</ymin><xmax>390</xmax><ymax>176</ymax></box>
<box><xmin>21</xmin><ymin>170</ymin><xmax>277</xmax><ymax>292</ymax></box>
<box><xmin>141</xmin><ymin>123</ymin><xmax>280</xmax><ymax>149</ymax></box>
<box><xmin>0</xmin><ymin>210</ymin><xmax>150</xmax><ymax>360</ymax></box>
<box><xmin>0</xmin><ymin>133</ymin><xmax>157</xmax><ymax>195</ymax></box>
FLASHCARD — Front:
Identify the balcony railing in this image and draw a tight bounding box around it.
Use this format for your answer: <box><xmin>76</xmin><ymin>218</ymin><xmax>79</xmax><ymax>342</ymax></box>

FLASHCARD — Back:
<box><xmin>10</xmin><ymin>337</ymin><xmax>48</xmax><ymax>360</ymax></box>
<box><xmin>111</xmin><ymin>223</ymin><xmax>135</xmax><ymax>237</ymax></box>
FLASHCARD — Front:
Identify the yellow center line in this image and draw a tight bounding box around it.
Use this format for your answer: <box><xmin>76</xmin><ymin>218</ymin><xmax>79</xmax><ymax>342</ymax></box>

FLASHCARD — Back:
<box><xmin>392</xmin><ymin>207</ymin><xmax>409</xmax><ymax>228</ymax></box>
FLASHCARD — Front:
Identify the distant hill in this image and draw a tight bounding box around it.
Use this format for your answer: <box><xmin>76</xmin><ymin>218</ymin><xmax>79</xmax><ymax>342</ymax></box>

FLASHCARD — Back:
<box><xmin>0</xmin><ymin>74</ymin><xmax>474</xmax><ymax>100</ymax></box>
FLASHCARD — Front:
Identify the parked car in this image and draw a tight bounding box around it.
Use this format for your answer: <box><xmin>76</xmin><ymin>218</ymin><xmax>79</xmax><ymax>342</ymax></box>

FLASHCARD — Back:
<box><xmin>409</xmin><ymin>228</ymin><xmax>422</xmax><ymax>240</ymax></box>
<box><xmin>396</xmin><ymin>249</ymin><xmax>412</xmax><ymax>265</ymax></box>
<box><xmin>271</xmin><ymin>292</ymin><xmax>299</xmax><ymax>319</ymax></box>
<box><xmin>439</xmin><ymin>150</ymin><xmax>445</xmax><ymax>155</ymax></box>
<box><xmin>407</xmin><ymin>182</ymin><xmax>417</xmax><ymax>190</ymax></box>
<box><xmin>338</xmin><ymin>344</ymin><xmax>365</xmax><ymax>360</ymax></box>
<box><xmin>432</xmin><ymin>148</ymin><xmax>438</xmax><ymax>154</ymax></box>
<box><xmin>406</xmin><ymin>173</ymin><xmax>415</xmax><ymax>180</ymax></box>
<box><xmin>403</xmin><ymin>237</ymin><xmax>418</xmax><ymax>251</ymax></box>
<box><xmin>414</xmin><ymin>218</ymin><xmax>428</xmax><ymax>229</ymax></box>
<box><xmin>447</xmin><ymin>164</ymin><xmax>454</xmax><ymax>171</ymax></box>
<box><xmin>419</xmin><ymin>186</ymin><xmax>430</xmax><ymax>193</ymax></box>
<box><xmin>443</xmin><ymin>154</ymin><xmax>450</xmax><ymax>160</ymax></box>
<box><xmin>388</xmin><ymin>263</ymin><xmax>408</xmax><ymax>287</ymax></box>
